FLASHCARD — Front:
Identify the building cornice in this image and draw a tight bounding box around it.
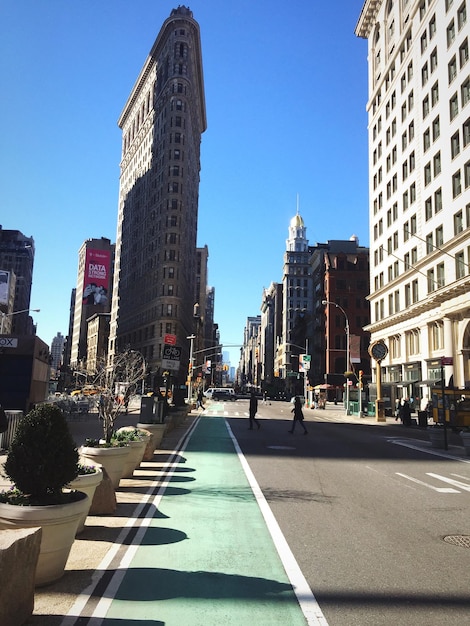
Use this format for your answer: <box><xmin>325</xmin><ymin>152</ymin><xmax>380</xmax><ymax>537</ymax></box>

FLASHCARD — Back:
<box><xmin>355</xmin><ymin>0</ymin><xmax>381</xmax><ymax>39</ymax></box>
<box><xmin>118</xmin><ymin>12</ymin><xmax>206</xmax><ymax>132</ymax></box>
<box><xmin>365</xmin><ymin>277</ymin><xmax>470</xmax><ymax>333</ymax></box>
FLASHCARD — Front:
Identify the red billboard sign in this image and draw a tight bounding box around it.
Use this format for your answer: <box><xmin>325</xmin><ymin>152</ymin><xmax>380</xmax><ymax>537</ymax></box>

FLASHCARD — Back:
<box><xmin>82</xmin><ymin>248</ymin><xmax>111</xmax><ymax>306</ymax></box>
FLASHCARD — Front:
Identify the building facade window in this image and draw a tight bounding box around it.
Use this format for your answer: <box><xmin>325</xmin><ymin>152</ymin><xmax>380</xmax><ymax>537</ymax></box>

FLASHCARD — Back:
<box><xmin>430</xmin><ymin>321</ymin><xmax>444</xmax><ymax>351</ymax></box>
<box><xmin>456</xmin><ymin>250</ymin><xmax>466</xmax><ymax>278</ymax></box>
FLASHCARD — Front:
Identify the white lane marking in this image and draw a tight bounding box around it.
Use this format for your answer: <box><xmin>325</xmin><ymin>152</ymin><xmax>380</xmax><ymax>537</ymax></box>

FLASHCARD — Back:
<box><xmin>395</xmin><ymin>472</ymin><xmax>459</xmax><ymax>493</ymax></box>
<box><xmin>225</xmin><ymin>421</ymin><xmax>329</xmax><ymax>626</ymax></box>
<box><xmin>389</xmin><ymin>438</ymin><xmax>470</xmax><ymax>462</ymax></box>
<box><xmin>426</xmin><ymin>472</ymin><xmax>470</xmax><ymax>492</ymax></box>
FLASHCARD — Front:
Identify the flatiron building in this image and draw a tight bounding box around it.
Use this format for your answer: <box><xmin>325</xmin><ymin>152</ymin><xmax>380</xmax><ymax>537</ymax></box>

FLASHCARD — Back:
<box><xmin>109</xmin><ymin>6</ymin><xmax>206</xmax><ymax>384</ymax></box>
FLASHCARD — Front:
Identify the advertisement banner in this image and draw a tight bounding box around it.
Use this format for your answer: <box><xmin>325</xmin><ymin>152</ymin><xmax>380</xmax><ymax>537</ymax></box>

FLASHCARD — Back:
<box><xmin>82</xmin><ymin>249</ymin><xmax>111</xmax><ymax>306</ymax></box>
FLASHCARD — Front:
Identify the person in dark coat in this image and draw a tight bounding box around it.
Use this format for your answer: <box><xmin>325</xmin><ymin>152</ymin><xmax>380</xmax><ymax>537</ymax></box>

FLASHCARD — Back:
<box><xmin>248</xmin><ymin>391</ymin><xmax>260</xmax><ymax>430</ymax></box>
<box><xmin>399</xmin><ymin>399</ymin><xmax>412</xmax><ymax>426</ymax></box>
<box><xmin>289</xmin><ymin>396</ymin><xmax>308</xmax><ymax>434</ymax></box>
<box><xmin>196</xmin><ymin>387</ymin><xmax>205</xmax><ymax>410</ymax></box>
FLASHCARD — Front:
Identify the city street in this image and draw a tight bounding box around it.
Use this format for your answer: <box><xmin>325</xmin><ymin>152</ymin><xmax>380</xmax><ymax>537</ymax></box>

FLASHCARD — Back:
<box><xmin>4</xmin><ymin>399</ymin><xmax>469</xmax><ymax>625</ymax></box>
<box><xmin>215</xmin><ymin>399</ymin><xmax>470</xmax><ymax>626</ymax></box>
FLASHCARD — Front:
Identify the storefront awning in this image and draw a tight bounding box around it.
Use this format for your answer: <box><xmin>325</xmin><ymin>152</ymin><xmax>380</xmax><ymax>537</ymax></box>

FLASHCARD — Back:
<box><xmin>417</xmin><ymin>379</ymin><xmax>442</xmax><ymax>386</ymax></box>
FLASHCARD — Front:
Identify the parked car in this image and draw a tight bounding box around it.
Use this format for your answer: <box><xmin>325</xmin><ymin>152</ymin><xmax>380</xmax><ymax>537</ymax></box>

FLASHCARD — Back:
<box><xmin>211</xmin><ymin>389</ymin><xmax>237</xmax><ymax>401</ymax></box>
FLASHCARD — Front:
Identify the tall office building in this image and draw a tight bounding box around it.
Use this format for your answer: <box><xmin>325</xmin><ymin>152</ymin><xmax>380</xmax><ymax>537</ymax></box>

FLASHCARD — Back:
<box><xmin>109</xmin><ymin>6</ymin><xmax>207</xmax><ymax>386</ymax></box>
<box><xmin>70</xmin><ymin>237</ymin><xmax>114</xmax><ymax>367</ymax></box>
<box><xmin>356</xmin><ymin>1</ymin><xmax>470</xmax><ymax>405</ymax></box>
<box><xmin>50</xmin><ymin>332</ymin><xmax>65</xmax><ymax>375</ymax></box>
<box><xmin>0</xmin><ymin>227</ymin><xmax>35</xmax><ymax>335</ymax></box>
<box><xmin>275</xmin><ymin>212</ymin><xmax>314</xmax><ymax>391</ymax></box>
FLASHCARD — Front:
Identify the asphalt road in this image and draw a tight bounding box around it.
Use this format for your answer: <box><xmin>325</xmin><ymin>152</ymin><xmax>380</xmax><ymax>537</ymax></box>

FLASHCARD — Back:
<box><xmin>216</xmin><ymin>399</ymin><xmax>470</xmax><ymax>626</ymax></box>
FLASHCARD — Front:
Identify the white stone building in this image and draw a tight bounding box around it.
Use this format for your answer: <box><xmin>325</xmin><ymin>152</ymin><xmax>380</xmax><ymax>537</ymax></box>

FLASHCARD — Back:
<box><xmin>356</xmin><ymin>0</ymin><xmax>470</xmax><ymax>405</ymax></box>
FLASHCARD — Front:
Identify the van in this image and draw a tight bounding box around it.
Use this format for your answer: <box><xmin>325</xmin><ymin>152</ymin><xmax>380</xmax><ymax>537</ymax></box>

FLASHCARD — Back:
<box><xmin>204</xmin><ymin>387</ymin><xmax>235</xmax><ymax>399</ymax></box>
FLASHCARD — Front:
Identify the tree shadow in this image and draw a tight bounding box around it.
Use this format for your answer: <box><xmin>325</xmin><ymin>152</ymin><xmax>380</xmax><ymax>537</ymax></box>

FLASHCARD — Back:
<box><xmin>91</xmin><ymin>567</ymin><xmax>294</xmax><ymax>602</ymax></box>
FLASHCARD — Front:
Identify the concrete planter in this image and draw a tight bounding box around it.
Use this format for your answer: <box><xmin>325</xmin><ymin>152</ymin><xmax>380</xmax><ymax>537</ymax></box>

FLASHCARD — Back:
<box><xmin>0</xmin><ymin>491</ymin><xmax>89</xmax><ymax>586</ymax></box>
<box><xmin>460</xmin><ymin>431</ymin><xmax>470</xmax><ymax>456</ymax></box>
<box><xmin>79</xmin><ymin>445</ymin><xmax>129</xmax><ymax>489</ymax></box>
<box><xmin>68</xmin><ymin>467</ymin><xmax>103</xmax><ymax>533</ymax></box>
<box><xmin>116</xmin><ymin>427</ymin><xmax>150</xmax><ymax>474</ymax></box>
<box><xmin>428</xmin><ymin>427</ymin><xmax>446</xmax><ymax>449</ymax></box>
<box><xmin>121</xmin><ymin>439</ymin><xmax>148</xmax><ymax>478</ymax></box>
<box><xmin>137</xmin><ymin>423</ymin><xmax>167</xmax><ymax>460</ymax></box>
<box><xmin>167</xmin><ymin>408</ymin><xmax>189</xmax><ymax>432</ymax></box>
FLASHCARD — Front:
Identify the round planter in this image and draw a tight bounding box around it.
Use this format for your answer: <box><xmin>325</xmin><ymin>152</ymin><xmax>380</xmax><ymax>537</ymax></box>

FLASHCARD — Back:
<box><xmin>120</xmin><ymin>439</ymin><xmax>147</xmax><ymax>478</ymax></box>
<box><xmin>137</xmin><ymin>423</ymin><xmax>166</xmax><ymax>460</ymax></box>
<box><xmin>428</xmin><ymin>428</ymin><xmax>446</xmax><ymax>449</ymax></box>
<box><xmin>460</xmin><ymin>432</ymin><xmax>470</xmax><ymax>456</ymax></box>
<box><xmin>169</xmin><ymin>408</ymin><xmax>188</xmax><ymax>428</ymax></box>
<box><xmin>79</xmin><ymin>445</ymin><xmax>130</xmax><ymax>489</ymax></box>
<box><xmin>68</xmin><ymin>468</ymin><xmax>103</xmax><ymax>533</ymax></box>
<box><xmin>0</xmin><ymin>491</ymin><xmax>89</xmax><ymax>586</ymax></box>
<box><xmin>116</xmin><ymin>427</ymin><xmax>151</xmax><ymax>473</ymax></box>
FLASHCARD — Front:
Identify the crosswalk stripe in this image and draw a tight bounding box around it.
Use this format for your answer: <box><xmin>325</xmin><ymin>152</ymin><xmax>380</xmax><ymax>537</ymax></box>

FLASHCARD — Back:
<box><xmin>395</xmin><ymin>472</ymin><xmax>459</xmax><ymax>493</ymax></box>
<box><xmin>426</xmin><ymin>472</ymin><xmax>470</xmax><ymax>492</ymax></box>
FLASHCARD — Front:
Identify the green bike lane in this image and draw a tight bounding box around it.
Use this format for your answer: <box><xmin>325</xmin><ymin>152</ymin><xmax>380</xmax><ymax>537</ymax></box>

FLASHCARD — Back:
<box><xmin>89</xmin><ymin>415</ymin><xmax>328</xmax><ymax>625</ymax></box>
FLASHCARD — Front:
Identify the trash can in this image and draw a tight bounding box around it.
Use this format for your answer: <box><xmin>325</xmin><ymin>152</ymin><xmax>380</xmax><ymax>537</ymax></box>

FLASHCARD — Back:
<box><xmin>140</xmin><ymin>396</ymin><xmax>155</xmax><ymax>422</ymax></box>
<box><xmin>418</xmin><ymin>410</ymin><xmax>428</xmax><ymax>427</ymax></box>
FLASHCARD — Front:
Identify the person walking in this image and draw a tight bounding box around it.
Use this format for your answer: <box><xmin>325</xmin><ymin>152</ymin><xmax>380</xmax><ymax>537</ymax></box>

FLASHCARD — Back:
<box><xmin>196</xmin><ymin>387</ymin><xmax>205</xmax><ymax>410</ymax></box>
<box><xmin>289</xmin><ymin>396</ymin><xmax>308</xmax><ymax>435</ymax></box>
<box><xmin>248</xmin><ymin>391</ymin><xmax>260</xmax><ymax>430</ymax></box>
<box><xmin>399</xmin><ymin>398</ymin><xmax>412</xmax><ymax>427</ymax></box>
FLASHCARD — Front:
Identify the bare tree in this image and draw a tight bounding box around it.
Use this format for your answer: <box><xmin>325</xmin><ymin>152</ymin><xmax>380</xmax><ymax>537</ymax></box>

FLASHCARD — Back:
<box><xmin>94</xmin><ymin>349</ymin><xmax>146</xmax><ymax>443</ymax></box>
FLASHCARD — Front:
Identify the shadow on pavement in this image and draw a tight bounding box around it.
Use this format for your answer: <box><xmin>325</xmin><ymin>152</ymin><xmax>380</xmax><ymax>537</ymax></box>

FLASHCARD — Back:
<box><xmin>92</xmin><ymin>567</ymin><xmax>294</xmax><ymax>602</ymax></box>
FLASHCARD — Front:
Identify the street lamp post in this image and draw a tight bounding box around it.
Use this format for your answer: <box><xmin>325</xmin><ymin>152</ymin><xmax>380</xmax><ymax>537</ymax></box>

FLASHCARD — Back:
<box><xmin>322</xmin><ymin>300</ymin><xmax>351</xmax><ymax>415</ymax></box>
<box><xmin>186</xmin><ymin>334</ymin><xmax>196</xmax><ymax>404</ymax></box>
<box><xmin>0</xmin><ymin>308</ymin><xmax>40</xmax><ymax>334</ymax></box>
<box><xmin>285</xmin><ymin>342</ymin><xmax>309</xmax><ymax>407</ymax></box>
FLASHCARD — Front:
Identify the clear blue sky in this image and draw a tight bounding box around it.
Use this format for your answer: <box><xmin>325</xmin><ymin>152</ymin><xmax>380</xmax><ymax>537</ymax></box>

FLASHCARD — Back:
<box><xmin>0</xmin><ymin>1</ymin><xmax>369</xmax><ymax>366</ymax></box>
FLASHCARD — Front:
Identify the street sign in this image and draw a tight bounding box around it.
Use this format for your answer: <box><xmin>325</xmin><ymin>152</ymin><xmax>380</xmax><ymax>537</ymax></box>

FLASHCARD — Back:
<box><xmin>299</xmin><ymin>354</ymin><xmax>311</xmax><ymax>372</ymax></box>
<box><xmin>162</xmin><ymin>345</ymin><xmax>182</xmax><ymax>371</ymax></box>
<box><xmin>164</xmin><ymin>333</ymin><xmax>177</xmax><ymax>345</ymax></box>
<box><xmin>441</xmin><ymin>356</ymin><xmax>453</xmax><ymax>365</ymax></box>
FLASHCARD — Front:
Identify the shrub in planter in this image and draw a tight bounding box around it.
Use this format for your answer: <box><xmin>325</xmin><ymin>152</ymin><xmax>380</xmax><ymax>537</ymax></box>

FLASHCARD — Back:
<box><xmin>1</xmin><ymin>404</ymin><xmax>79</xmax><ymax>505</ymax></box>
<box><xmin>114</xmin><ymin>428</ymin><xmax>148</xmax><ymax>477</ymax></box>
<box><xmin>0</xmin><ymin>403</ymin><xmax>89</xmax><ymax>585</ymax></box>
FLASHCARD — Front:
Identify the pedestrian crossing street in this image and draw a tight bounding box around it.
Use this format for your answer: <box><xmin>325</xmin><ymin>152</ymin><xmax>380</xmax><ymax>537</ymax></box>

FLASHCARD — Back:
<box><xmin>200</xmin><ymin>406</ymin><xmax>470</xmax><ymax>496</ymax></box>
